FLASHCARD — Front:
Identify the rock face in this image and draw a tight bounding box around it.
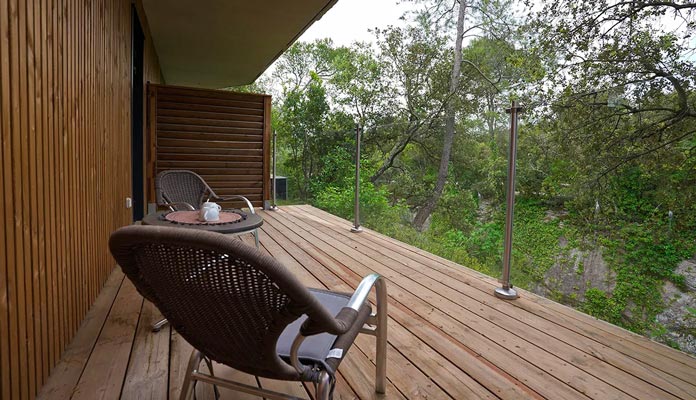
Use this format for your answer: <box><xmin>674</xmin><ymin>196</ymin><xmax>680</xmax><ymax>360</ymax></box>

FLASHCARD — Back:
<box><xmin>655</xmin><ymin>258</ymin><xmax>696</xmax><ymax>354</ymax></box>
<box><xmin>534</xmin><ymin>246</ymin><xmax>696</xmax><ymax>355</ymax></box>
<box><xmin>533</xmin><ymin>240</ymin><xmax>616</xmax><ymax>305</ymax></box>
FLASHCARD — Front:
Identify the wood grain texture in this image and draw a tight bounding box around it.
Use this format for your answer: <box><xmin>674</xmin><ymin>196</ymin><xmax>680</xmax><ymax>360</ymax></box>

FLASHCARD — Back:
<box><xmin>149</xmin><ymin>84</ymin><xmax>271</xmax><ymax>209</ymax></box>
<box><xmin>0</xmin><ymin>0</ymin><xmax>14</xmax><ymax>398</ymax></box>
<box><xmin>0</xmin><ymin>1</ymin><xmax>162</xmax><ymax>397</ymax></box>
<box><xmin>300</xmin><ymin>204</ymin><xmax>696</xmax><ymax>385</ymax></box>
<box><xmin>37</xmin><ymin>269</ymin><xmax>125</xmax><ymax>400</ymax></box>
<box><xmin>262</xmin><ymin>96</ymin><xmax>271</xmax><ymax>207</ymax></box>
<box><xmin>70</xmin><ymin>279</ymin><xmax>142</xmax><ymax>400</ymax></box>
<box><xmin>120</xmin><ymin>300</ymin><xmax>170</xmax><ymax>400</ymax></box>
<box><xmin>34</xmin><ymin>206</ymin><xmax>696</xmax><ymax>399</ymax></box>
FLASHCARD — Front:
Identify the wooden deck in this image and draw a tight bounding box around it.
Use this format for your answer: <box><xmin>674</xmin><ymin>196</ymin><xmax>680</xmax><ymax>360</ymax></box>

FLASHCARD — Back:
<box><xmin>37</xmin><ymin>205</ymin><xmax>696</xmax><ymax>399</ymax></box>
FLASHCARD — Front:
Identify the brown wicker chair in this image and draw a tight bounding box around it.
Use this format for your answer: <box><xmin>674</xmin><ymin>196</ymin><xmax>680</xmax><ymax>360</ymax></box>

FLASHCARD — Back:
<box><xmin>155</xmin><ymin>169</ymin><xmax>259</xmax><ymax>248</ymax></box>
<box><xmin>109</xmin><ymin>225</ymin><xmax>387</xmax><ymax>400</ymax></box>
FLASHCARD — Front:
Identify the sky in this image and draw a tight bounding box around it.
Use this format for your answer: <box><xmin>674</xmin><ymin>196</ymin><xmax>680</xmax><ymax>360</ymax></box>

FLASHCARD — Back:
<box><xmin>299</xmin><ymin>0</ymin><xmax>410</xmax><ymax>46</ymax></box>
<box><xmin>261</xmin><ymin>0</ymin><xmax>695</xmax><ymax>88</ymax></box>
<box><xmin>299</xmin><ymin>0</ymin><xmax>696</xmax><ymax>50</ymax></box>
<box><xmin>260</xmin><ymin>0</ymin><xmax>410</xmax><ymax>92</ymax></box>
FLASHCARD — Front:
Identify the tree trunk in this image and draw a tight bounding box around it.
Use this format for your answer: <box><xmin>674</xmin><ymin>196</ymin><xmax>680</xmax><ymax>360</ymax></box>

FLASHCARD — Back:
<box><xmin>487</xmin><ymin>94</ymin><xmax>495</xmax><ymax>142</ymax></box>
<box><xmin>370</xmin><ymin>123</ymin><xmax>419</xmax><ymax>183</ymax></box>
<box><xmin>412</xmin><ymin>0</ymin><xmax>467</xmax><ymax>231</ymax></box>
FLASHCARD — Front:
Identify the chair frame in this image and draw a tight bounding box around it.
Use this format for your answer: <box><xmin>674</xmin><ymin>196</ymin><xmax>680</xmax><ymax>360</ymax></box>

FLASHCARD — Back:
<box><xmin>179</xmin><ymin>273</ymin><xmax>388</xmax><ymax>400</ymax></box>
<box><xmin>110</xmin><ymin>225</ymin><xmax>388</xmax><ymax>400</ymax></box>
<box><xmin>152</xmin><ymin>170</ymin><xmax>261</xmax><ymax>332</ymax></box>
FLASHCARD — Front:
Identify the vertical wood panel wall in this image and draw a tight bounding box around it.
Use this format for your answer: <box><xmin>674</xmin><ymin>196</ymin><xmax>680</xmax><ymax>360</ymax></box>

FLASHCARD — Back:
<box><xmin>0</xmin><ymin>1</ymin><xmax>161</xmax><ymax>398</ymax></box>
<box><xmin>150</xmin><ymin>84</ymin><xmax>272</xmax><ymax>208</ymax></box>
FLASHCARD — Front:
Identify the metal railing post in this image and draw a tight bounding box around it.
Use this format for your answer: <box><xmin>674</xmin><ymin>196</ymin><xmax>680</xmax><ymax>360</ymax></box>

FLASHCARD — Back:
<box><xmin>270</xmin><ymin>130</ymin><xmax>279</xmax><ymax>211</ymax></box>
<box><xmin>351</xmin><ymin>123</ymin><xmax>363</xmax><ymax>233</ymax></box>
<box><xmin>495</xmin><ymin>101</ymin><xmax>523</xmax><ymax>300</ymax></box>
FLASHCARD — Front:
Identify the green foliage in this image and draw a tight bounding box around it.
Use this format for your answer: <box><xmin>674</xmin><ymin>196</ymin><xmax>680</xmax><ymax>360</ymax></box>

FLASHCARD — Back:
<box><xmin>650</xmin><ymin>323</ymin><xmax>681</xmax><ymax>350</ymax></box>
<box><xmin>582</xmin><ymin>288</ymin><xmax>623</xmax><ymax>324</ymax></box>
<box><xmin>314</xmin><ymin>180</ymin><xmax>406</xmax><ymax>228</ymax></box>
<box><xmin>430</xmin><ymin>184</ymin><xmax>479</xmax><ymax>233</ymax></box>
<box><xmin>462</xmin><ymin>200</ymin><xmax>576</xmax><ymax>288</ymax></box>
<box><xmin>264</xmin><ymin>0</ymin><xmax>696</xmax><ymax>349</ymax></box>
<box><xmin>582</xmin><ymin>213</ymin><xmax>696</xmax><ymax>334</ymax></box>
<box><xmin>390</xmin><ymin>227</ymin><xmax>492</xmax><ymax>276</ymax></box>
<box><xmin>312</xmin><ymin>148</ymin><xmax>410</xmax><ymax>230</ymax></box>
<box><xmin>465</xmin><ymin>218</ymin><xmax>504</xmax><ymax>268</ymax></box>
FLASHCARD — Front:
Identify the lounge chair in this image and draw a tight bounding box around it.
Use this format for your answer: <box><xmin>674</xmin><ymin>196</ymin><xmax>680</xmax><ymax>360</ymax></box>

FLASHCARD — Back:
<box><xmin>109</xmin><ymin>225</ymin><xmax>387</xmax><ymax>400</ymax></box>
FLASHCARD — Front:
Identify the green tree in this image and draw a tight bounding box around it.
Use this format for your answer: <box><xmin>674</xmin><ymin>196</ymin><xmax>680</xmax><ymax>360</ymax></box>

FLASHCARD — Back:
<box><xmin>275</xmin><ymin>74</ymin><xmax>331</xmax><ymax>200</ymax></box>
<box><xmin>368</xmin><ymin>22</ymin><xmax>451</xmax><ymax>183</ymax></box>
<box><xmin>526</xmin><ymin>1</ymin><xmax>696</xmax><ymax>185</ymax></box>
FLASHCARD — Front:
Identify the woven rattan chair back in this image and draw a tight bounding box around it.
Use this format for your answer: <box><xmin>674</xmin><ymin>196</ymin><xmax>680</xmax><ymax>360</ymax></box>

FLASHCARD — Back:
<box><xmin>109</xmin><ymin>225</ymin><xmax>343</xmax><ymax>380</ymax></box>
<box><xmin>155</xmin><ymin>170</ymin><xmax>213</xmax><ymax>210</ymax></box>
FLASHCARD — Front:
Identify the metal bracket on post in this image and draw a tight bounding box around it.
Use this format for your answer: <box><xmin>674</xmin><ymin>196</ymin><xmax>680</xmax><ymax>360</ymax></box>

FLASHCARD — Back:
<box><xmin>351</xmin><ymin>123</ymin><xmax>363</xmax><ymax>233</ymax></box>
<box><xmin>270</xmin><ymin>130</ymin><xmax>279</xmax><ymax>211</ymax></box>
<box><xmin>494</xmin><ymin>100</ymin><xmax>524</xmax><ymax>300</ymax></box>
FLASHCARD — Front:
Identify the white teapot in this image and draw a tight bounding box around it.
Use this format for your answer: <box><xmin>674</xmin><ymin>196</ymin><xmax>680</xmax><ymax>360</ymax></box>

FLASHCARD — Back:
<box><xmin>200</xmin><ymin>202</ymin><xmax>222</xmax><ymax>222</ymax></box>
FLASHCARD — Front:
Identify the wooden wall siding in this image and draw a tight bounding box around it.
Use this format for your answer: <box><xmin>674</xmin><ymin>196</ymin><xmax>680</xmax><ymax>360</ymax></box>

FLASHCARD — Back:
<box><xmin>0</xmin><ymin>1</ymin><xmax>161</xmax><ymax>398</ymax></box>
<box><xmin>150</xmin><ymin>84</ymin><xmax>272</xmax><ymax>209</ymax></box>
<box><xmin>136</xmin><ymin>0</ymin><xmax>162</xmax><ymax>217</ymax></box>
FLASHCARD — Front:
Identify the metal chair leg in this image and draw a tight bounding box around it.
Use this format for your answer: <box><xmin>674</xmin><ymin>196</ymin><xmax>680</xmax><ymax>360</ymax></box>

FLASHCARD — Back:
<box><xmin>179</xmin><ymin>349</ymin><xmax>203</xmax><ymax>400</ymax></box>
<box><xmin>254</xmin><ymin>228</ymin><xmax>259</xmax><ymax>248</ymax></box>
<box><xmin>375</xmin><ymin>278</ymin><xmax>388</xmax><ymax>394</ymax></box>
<box><xmin>316</xmin><ymin>371</ymin><xmax>331</xmax><ymax>400</ymax></box>
<box><xmin>152</xmin><ymin>318</ymin><xmax>169</xmax><ymax>332</ymax></box>
<box><xmin>203</xmin><ymin>356</ymin><xmax>221</xmax><ymax>400</ymax></box>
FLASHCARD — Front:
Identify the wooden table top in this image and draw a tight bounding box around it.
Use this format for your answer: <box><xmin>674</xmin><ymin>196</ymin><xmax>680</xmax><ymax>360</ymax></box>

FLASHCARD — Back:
<box><xmin>141</xmin><ymin>210</ymin><xmax>263</xmax><ymax>234</ymax></box>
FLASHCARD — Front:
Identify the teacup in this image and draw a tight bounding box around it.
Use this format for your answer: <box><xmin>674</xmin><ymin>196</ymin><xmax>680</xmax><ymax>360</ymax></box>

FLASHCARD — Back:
<box><xmin>200</xmin><ymin>202</ymin><xmax>222</xmax><ymax>222</ymax></box>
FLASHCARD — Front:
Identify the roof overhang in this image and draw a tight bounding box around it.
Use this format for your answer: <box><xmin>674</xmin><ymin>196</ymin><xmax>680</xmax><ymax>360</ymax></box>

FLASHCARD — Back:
<box><xmin>141</xmin><ymin>0</ymin><xmax>338</xmax><ymax>88</ymax></box>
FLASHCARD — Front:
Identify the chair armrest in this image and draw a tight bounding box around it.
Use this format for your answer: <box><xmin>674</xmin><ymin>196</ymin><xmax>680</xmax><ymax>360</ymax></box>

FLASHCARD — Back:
<box><xmin>301</xmin><ymin>273</ymin><xmax>384</xmax><ymax>336</ymax></box>
<box><xmin>346</xmin><ymin>273</ymin><xmax>383</xmax><ymax>311</ymax></box>
<box><xmin>290</xmin><ymin>274</ymin><xmax>385</xmax><ymax>375</ymax></box>
<box><xmin>161</xmin><ymin>202</ymin><xmax>196</xmax><ymax>211</ymax></box>
<box><xmin>326</xmin><ymin>273</ymin><xmax>385</xmax><ymax>333</ymax></box>
<box><xmin>289</xmin><ymin>334</ymin><xmax>307</xmax><ymax>374</ymax></box>
<box><xmin>214</xmin><ymin>195</ymin><xmax>255</xmax><ymax>214</ymax></box>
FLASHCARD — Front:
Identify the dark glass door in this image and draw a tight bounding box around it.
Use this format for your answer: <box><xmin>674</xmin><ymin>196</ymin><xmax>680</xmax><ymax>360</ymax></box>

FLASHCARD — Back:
<box><xmin>131</xmin><ymin>6</ymin><xmax>145</xmax><ymax>221</ymax></box>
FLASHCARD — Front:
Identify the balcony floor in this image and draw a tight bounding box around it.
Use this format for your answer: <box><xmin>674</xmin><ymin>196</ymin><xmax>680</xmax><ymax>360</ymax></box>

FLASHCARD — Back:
<box><xmin>38</xmin><ymin>205</ymin><xmax>696</xmax><ymax>399</ymax></box>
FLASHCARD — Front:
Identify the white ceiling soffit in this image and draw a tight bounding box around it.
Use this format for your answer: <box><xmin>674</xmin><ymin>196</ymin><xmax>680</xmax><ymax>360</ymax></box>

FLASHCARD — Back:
<box><xmin>142</xmin><ymin>0</ymin><xmax>339</xmax><ymax>88</ymax></box>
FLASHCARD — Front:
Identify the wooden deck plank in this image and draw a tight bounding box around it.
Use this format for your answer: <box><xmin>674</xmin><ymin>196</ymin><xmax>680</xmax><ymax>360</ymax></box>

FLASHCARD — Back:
<box><xmin>167</xmin><ymin>329</ymin><xmax>219</xmax><ymax>400</ymax></box>
<box><xmin>236</xmin><ymin>235</ymin><xmax>332</xmax><ymax>400</ymax></box>
<box><xmin>120</xmin><ymin>301</ymin><xmax>170</xmax><ymax>400</ymax></box>
<box><xmin>298</xmin><ymin>205</ymin><xmax>696</xmax><ymax>381</ymax></box>
<box><xmin>301</xmin><ymin>205</ymin><xmax>696</xmax><ymax>386</ymax></box>
<box><xmin>209</xmin><ymin>362</ymin><xmax>262</xmax><ymax>400</ymax></box>
<box><xmin>37</xmin><ymin>268</ymin><xmax>124</xmax><ymax>400</ymax></box>
<box><xmin>36</xmin><ymin>205</ymin><xmax>696</xmax><ymax>400</ymax></box>
<box><xmin>71</xmin><ymin>278</ymin><xmax>142</xmax><ymax>400</ymax></box>
<box><xmin>281</xmin><ymin>206</ymin><xmax>694</xmax><ymax>399</ymax></box>
<box><xmin>259</xmin><ymin>221</ymin><xmax>496</xmax><ymax>399</ymax></box>
<box><xmin>167</xmin><ymin>326</ymin><xmax>192</xmax><ymax>399</ymax></box>
<box><xmin>264</xmin><ymin>210</ymin><xmax>590</xmax><ymax>400</ymax></box>
<box><xmin>300</xmin><ymin>206</ymin><xmax>696</xmax><ymax>392</ymax></box>
<box><xmin>246</xmin><ymin>228</ymin><xmax>415</xmax><ymax>399</ymax></box>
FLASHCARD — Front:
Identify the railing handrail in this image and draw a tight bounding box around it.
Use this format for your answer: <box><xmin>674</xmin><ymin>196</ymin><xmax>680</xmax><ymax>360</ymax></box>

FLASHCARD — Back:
<box><xmin>495</xmin><ymin>100</ymin><xmax>523</xmax><ymax>300</ymax></box>
<box><xmin>351</xmin><ymin>123</ymin><xmax>363</xmax><ymax>233</ymax></box>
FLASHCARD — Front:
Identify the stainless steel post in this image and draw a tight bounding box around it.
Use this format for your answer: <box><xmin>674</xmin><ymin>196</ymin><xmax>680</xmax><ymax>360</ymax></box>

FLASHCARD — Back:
<box><xmin>270</xmin><ymin>130</ymin><xmax>279</xmax><ymax>211</ymax></box>
<box><xmin>351</xmin><ymin>124</ymin><xmax>363</xmax><ymax>233</ymax></box>
<box><xmin>495</xmin><ymin>101</ymin><xmax>523</xmax><ymax>300</ymax></box>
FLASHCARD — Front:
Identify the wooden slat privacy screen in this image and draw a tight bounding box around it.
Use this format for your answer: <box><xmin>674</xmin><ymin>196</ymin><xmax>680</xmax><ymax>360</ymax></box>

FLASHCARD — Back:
<box><xmin>148</xmin><ymin>84</ymin><xmax>272</xmax><ymax>208</ymax></box>
<box><xmin>0</xmin><ymin>1</ymin><xmax>161</xmax><ymax>398</ymax></box>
